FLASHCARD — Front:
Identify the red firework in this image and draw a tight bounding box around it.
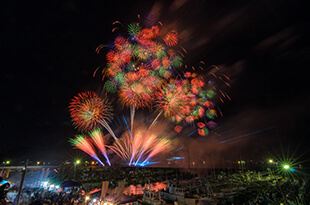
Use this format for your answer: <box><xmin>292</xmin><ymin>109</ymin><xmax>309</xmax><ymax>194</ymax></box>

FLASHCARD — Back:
<box><xmin>164</xmin><ymin>31</ymin><xmax>178</xmax><ymax>47</ymax></box>
<box><xmin>174</xmin><ymin>125</ymin><xmax>183</xmax><ymax>133</ymax></box>
<box><xmin>119</xmin><ymin>80</ymin><xmax>153</xmax><ymax>109</ymax></box>
<box><xmin>119</xmin><ymin>71</ymin><xmax>160</xmax><ymax>109</ymax></box>
<box><xmin>69</xmin><ymin>91</ymin><xmax>113</xmax><ymax>131</ymax></box>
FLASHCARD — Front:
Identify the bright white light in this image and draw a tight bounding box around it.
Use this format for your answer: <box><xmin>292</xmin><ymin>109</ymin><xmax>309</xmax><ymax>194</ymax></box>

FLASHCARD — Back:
<box><xmin>43</xmin><ymin>182</ymin><xmax>48</xmax><ymax>186</ymax></box>
<box><xmin>85</xmin><ymin>196</ymin><xmax>90</xmax><ymax>200</ymax></box>
<box><xmin>93</xmin><ymin>199</ymin><xmax>97</xmax><ymax>202</ymax></box>
<box><xmin>55</xmin><ymin>185</ymin><xmax>60</xmax><ymax>189</ymax></box>
<box><xmin>104</xmin><ymin>203</ymin><xmax>107</xmax><ymax>205</ymax></box>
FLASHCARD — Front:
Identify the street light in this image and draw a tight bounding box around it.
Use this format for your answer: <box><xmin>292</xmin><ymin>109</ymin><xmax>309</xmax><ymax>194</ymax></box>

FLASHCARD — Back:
<box><xmin>74</xmin><ymin>160</ymin><xmax>81</xmax><ymax>180</ymax></box>
<box><xmin>85</xmin><ymin>196</ymin><xmax>90</xmax><ymax>204</ymax></box>
<box><xmin>283</xmin><ymin>164</ymin><xmax>290</xmax><ymax>169</ymax></box>
<box><xmin>269</xmin><ymin>159</ymin><xmax>273</xmax><ymax>163</ymax></box>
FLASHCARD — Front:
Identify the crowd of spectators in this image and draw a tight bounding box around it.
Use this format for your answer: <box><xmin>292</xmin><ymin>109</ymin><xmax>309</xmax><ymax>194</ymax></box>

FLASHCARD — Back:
<box><xmin>245</xmin><ymin>179</ymin><xmax>310</xmax><ymax>205</ymax></box>
<box><xmin>6</xmin><ymin>187</ymin><xmax>84</xmax><ymax>205</ymax></box>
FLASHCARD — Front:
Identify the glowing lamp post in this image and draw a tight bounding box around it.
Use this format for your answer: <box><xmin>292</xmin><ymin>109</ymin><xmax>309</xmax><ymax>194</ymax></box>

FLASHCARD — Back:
<box><xmin>85</xmin><ymin>196</ymin><xmax>90</xmax><ymax>204</ymax></box>
<box><xmin>3</xmin><ymin>160</ymin><xmax>11</xmax><ymax>166</ymax></box>
<box><xmin>74</xmin><ymin>160</ymin><xmax>80</xmax><ymax>180</ymax></box>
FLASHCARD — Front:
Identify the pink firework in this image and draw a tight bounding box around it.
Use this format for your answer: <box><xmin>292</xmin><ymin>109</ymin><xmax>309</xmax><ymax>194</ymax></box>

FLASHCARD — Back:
<box><xmin>141</xmin><ymin>138</ymin><xmax>171</xmax><ymax>165</ymax></box>
<box><xmin>69</xmin><ymin>135</ymin><xmax>105</xmax><ymax>166</ymax></box>
<box><xmin>89</xmin><ymin>129</ymin><xmax>111</xmax><ymax>166</ymax></box>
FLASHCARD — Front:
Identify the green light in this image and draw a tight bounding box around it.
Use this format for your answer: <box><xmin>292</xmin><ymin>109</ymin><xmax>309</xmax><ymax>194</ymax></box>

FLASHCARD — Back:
<box><xmin>283</xmin><ymin>164</ymin><xmax>290</xmax><ymax>169</ymax></box>
<box><xmin>269</xmin><ymin>159</ymin><xmax>273</xmax><ymax>163</ymax></box>
<box><xmin>6</xmin><ymin>161</ymin><xmax>10</xmax><ymax>164</ymax></box>
<box><xmin>76</xmin><ymin>160</ymin><xmax>80</xmax><ymax>164</ymax></box>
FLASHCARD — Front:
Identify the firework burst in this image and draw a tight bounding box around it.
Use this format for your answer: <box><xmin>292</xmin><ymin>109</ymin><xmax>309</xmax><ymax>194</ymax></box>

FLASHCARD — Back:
<box><xmin>164</xmin><ymin>31</ymin><xmax>178</xmax><ymax>47</ymax></box>
<box><xmin>141</xmin><ymin>137</ymin><xmax>171</xmax><ymax>165</ymax></box>
<box><xmin>109</xmin><ymin>130</ymin><xmax>171</xmax><ymax>166</ymax></box>
<box><xmin>69</xmin><ymin>135</ymin><xmax>105</xmax><ymax>166</ymax></box>
<box><xmin>69</xmin><ymin>91</ymin><xmax>113</xmax><ymax>131</ymax></box>
<box><xmin>89</xmin><ymin>129</ymin><xmax>111</xmax><ymax>166</ymax></box>
<box><xmin>148</xmin><ymin>79</ymin><xmax>191</xmax><ymax>130</ymax></box>
<box><xmin>119</xmin><ymin>70</ymin><xmax>160</xmax><ymax>109</ymax></box>
<box><xmin>96</xmin><ymin>20</ymin><xmax>183</xmax><ymax>95</ymax></box>
<box><xmin>69</xmin><ymin>91</ymin><xmax>118</xmax><ymax>140</ymax></box>
<box><xmin>155</xmin><ymin>79</ymin><xmax>191</xmax><ymax>118</ymax></box>
<box><xmin>95</xmin><ymin>19</ymin><xmax>186</xmax><ymax>137</ymax></box>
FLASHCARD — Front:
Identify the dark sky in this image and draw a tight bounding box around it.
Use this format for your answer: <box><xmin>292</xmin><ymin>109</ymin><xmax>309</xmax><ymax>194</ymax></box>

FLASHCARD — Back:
<box><xmin>1</xmin><ymin>0</ymin><xmax>309</xmax><ymax>164</ymax></box>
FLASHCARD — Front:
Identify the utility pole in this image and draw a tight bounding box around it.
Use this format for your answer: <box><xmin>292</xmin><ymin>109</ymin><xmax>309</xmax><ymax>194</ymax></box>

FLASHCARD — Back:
<box><xmin>16</xmin><ymin>159</ymin><xmax>29</xmax><ymax>205</ymax></box>
<box><xmin>187</xmin><ymin>145</ymin><xmax>191</xmax><ymax>178</ymax></box>
<box><xmin>270</xmin><ymin>168</ymin><xmax>288</xmax><ymax>205</ymax></box>
<box><xmin>212</xmin><ymin>154</ymin><xmax>215</xmax><ymax>179</ymax></box>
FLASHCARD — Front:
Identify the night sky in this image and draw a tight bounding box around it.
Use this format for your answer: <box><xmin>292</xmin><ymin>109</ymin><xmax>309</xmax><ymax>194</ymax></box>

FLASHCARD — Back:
<box><xmin>2</xmin><ymin>0</ymin><xmax>309</xmax><ymax>164</ymax></box>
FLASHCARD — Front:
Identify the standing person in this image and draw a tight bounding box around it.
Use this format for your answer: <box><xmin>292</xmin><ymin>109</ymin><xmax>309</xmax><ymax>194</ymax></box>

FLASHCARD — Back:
<box><xmin>0</xmin><ymin>176</ymin><xmax>11</xmax><ymax>204</ymax></box>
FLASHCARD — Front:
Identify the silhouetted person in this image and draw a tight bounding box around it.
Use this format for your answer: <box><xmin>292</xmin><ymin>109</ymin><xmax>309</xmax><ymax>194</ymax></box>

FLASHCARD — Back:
<box><xmin>0</xmin><ymin>176</ymin><xmax>10</xmax><ymax>204</ymax></box>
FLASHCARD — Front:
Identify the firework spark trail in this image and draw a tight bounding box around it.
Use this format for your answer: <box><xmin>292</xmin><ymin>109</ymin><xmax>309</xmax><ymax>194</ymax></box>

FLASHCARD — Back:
<box><xmin>69</xmin><ymin>135</ymin><xmax>105</xmax><ymax>166</ymax></box>
<box><xmin>100</xmin><ymin>120</ymin><xmax>118</xmax><ymax>141</ymax></box>
<box><xmin>123</xmin><ymin>115</ymin><xmax>133</xmax><ymax>139</ymax></box>
<box><xmin>90</xmin><ymin>129</ymin><xmax>111</xmax><ymax>166</ymax></box>
<box><xmin>108</xmin><ymin>129</ymin><xmax>170</xmax><ymax>166</ymax></box>
<box><xmin>188</xmin><ymin>129</ymin><xmax>198</xmax><ymax>136</ymax></box>
<box><xmin>219</xmin><ymin>126</ymin><xmax>277</xmax><ymax>144</ymax></box>
<box><xmin>130</xmin><ymin>106</ymin><xmax>135</xmax><ymax>134</ymax></box>
<box><xmin>109</xmin><ymin>133</ymin><xmax>134</xmax><ymax>161</ymax></box>
<box><xmin>135</xmin><ymin>134</ymin><xmax>157</xmax><ymax>165</ymax></box>
<box><xmin>148</xmin><ymin>110</ymin><xmax>163</xmax><ymax>131</ymax></box>
<box><xmin>141</xmin><ymin>138</ymin><xmax>170</xmax><ymax>165</ymax></box>
<box><xmin>109</xmin><ymin>137</ymin><xmax>127</xmax><ymax>161</ymax></box>
<box><xmin>129</xmin><ymin>132</ymin><xmax>143</xmax><ymax>166</ymax></box>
